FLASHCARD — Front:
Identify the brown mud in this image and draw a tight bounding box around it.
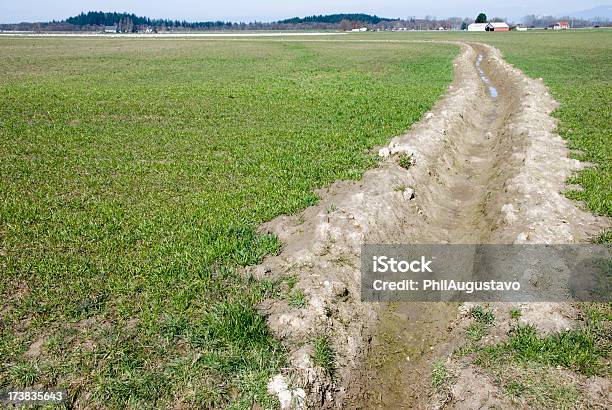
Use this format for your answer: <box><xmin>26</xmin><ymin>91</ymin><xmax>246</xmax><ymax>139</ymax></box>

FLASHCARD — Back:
<box><xmin>252</xmin><ymin>41</ymin><xmax>610</xmax><ymax>409</ymax></box>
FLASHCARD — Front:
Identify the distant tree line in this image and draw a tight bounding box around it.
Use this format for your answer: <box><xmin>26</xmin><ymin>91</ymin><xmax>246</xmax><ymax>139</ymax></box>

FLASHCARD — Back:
<box><xmin>1</xmin><ymin>11</ymin><xmax>403</xmax><ymax>32</ymax></box>
<box><xmin>277</xmin><ymin>13</ymin><xmax>397</xmax><ymax>25</ymax></box>
<box><xmin>65</xmin><ymin>11</ymin><xmax>232</xmax><ymax>30</ymax></box>
<box><xmin>63</xmin><ymin>11</ymin><xmax>397</xmax><ymax>30</ymax></box>
<box><xmin>59</xmin><ymin>11</ymin><xmax>399</xmax><ymax>31</ymax></box>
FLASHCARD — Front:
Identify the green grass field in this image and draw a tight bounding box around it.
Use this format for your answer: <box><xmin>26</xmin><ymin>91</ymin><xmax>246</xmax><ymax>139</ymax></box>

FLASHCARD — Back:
<box><xmin>0</xmin><ymin>37</ymin><xmax>455</xmax><ymax>408</ymax></box>
<box><xmin>1</xmin><ymin>29</ymin><xmax>610</xmax><ymax>408</ymax></box>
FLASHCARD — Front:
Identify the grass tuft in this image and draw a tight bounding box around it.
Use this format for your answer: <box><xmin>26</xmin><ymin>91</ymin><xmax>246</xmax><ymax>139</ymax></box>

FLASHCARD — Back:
<box><xmin>470</xmin><ymin>305</ymin><xmax>495</xmax><ymax>325</ymax></box>
<box><xmin>397</xmin><ymin>153</ymin><xmax>413</xmax><ymax>170</ymax></box>
<box><xmin>510</xmin><ymin>307</ymin><xmax>522</xmax><ymax>320</ymax></box>
<box><xmin>431</xmin><ymin>360</ymin><xmax>449</xmax><ymax>389</ymax></box>
<box><xmin>464</xmin><ymin>306</ymin><xmax>495</xmax><ymax>342</ymax></box>
<box><xmin>466</xmin><ymin>323</ymin><xmax>488</xmax><ymax>342</ymax></box>
<box><xmin>288</xmin><ymin>289</ymin><xmax>307</xmax><ymax>308</ymax></box>
<box><xmin>312</xmin><ymin>336</ymin><xmax>335</xmax><ymax>376</ymax></box>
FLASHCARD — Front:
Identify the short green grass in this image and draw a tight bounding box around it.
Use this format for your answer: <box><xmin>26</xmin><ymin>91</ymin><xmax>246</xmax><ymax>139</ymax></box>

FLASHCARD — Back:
<box><xmin>475</xmin><ymin>324</ymin><xmax>608</xmax><ymax>376</ymax></box>
<box><xmin>465</xmin><ymin>305</ymin><xmax>495</xmax><ymax>342</ymax></box>
<box><xmin>2</xmin><ymin>29</ymin><xmax>609</xmax><ymax>407</ymax></box>
<box><xmin>431</xmin><ymin>360</ymin><xmax>450</xmax><ymax>389</ymax></box>
<box><xmin>0</xmin><ymin>37</ymin><xmax>455</xmax><ymax>407</ymax></box>
<box><xmin>312</xmin><ymin>336</ymin><xmax>335</xmax><ymax>376</ymax></box>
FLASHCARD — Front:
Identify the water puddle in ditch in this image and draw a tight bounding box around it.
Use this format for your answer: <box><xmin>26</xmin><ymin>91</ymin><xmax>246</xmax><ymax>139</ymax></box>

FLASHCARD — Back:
<box><xmin>477</xmin><ymin>54</ymin><xmax>498</xmax><ymax>98</ymax></box>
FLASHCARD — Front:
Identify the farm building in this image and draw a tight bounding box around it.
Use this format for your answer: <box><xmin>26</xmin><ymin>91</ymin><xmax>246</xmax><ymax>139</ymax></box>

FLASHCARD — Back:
<box><xmin>468</xmin><ymin>23</ymin><xmax>487</xmax><ymax>31</ymax></box>
<box><xmin>468</xmin><ymin>22</ymin><xmax>510</xmax><ymax>32</ymax></box>
<box><xmin>104</xmin><ymin>25</ymin><xmax>117</xmax><ymax>33</ymax></box>
<box><xmin>487</xmin><ymin>22</ymin><xmax>509</xmax><ymax>31</ymax></box>
<box><xmin>554</xmin><ymin>21</ymin><xmax>570</xmax><ymax>30</ymax></box>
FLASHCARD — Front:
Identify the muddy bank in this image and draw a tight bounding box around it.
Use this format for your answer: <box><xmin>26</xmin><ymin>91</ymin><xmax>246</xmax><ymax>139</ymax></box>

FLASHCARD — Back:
<box><xmin>251</xmin><ymin>41</ymin><xmax>609</xmax><ymax>408</ymax></box>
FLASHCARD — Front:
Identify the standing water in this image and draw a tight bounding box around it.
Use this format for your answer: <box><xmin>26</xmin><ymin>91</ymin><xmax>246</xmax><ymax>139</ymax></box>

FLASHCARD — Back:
<box><xmin>476</xmin><ymin>54</ymin><xmax>499</xmax><ymax>98</ymax></box>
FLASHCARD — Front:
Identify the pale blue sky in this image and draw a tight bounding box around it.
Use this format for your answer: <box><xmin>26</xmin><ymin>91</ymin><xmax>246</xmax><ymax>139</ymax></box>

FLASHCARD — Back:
<box><xmin>0</xmin><ymin>0</ymin><xmax>605</xmax><ymax>23</ymax></box>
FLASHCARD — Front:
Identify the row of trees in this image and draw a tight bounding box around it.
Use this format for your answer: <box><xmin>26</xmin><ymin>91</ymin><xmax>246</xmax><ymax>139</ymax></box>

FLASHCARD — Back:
<box><xmin>65</xmin><ymin>11</ymin><xmax>232</xmax><ymax>30</ymax></box>
<box><xmin>63</xmin><ymin>11</ymin><xmax>396</xmax><ymax>31</ymax></box>
<box><xmin>3</xmin><ymin>11</ymin><xmax>433</xmax><ymax>32</ymax></box>
<box><xmin>278</xmin><ymin>13</ymin><xmax>396</xmax><ymax>25</ymax></box>
<box><xmin>49</xmin><ymin>11</ymin><xmax>500</xmax><ymax>31</ymax></box>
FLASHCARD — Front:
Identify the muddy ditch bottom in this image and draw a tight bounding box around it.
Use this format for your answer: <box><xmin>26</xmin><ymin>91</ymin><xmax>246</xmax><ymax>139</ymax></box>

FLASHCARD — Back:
<box><xmin>342</xmin><ymin>302</ymin><xmax>459</xmax><ymax>408</ymax></box>
<box><xmin>342</xmin><ymin>45</ymin><xmax>505</xmax><ymax>409</ymax></box>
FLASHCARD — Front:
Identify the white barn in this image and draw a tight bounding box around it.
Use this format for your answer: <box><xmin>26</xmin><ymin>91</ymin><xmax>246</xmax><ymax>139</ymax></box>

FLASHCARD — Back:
<box><xmin>468</xmin><ymin>22</ymin><xmax>510</xmax><ymax>32</ymax></box>
<box><xmin>468</xmin><ymin>23</ymin><xmax>488</xmax><ymax>31</ymax></box>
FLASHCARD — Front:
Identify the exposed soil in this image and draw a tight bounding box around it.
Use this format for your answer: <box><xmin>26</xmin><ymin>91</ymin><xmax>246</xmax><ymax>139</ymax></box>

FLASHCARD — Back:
<box><xmin>253</xmin><ymin>41</ymin><xmax>610</xmax><ymax>409</ymax></box>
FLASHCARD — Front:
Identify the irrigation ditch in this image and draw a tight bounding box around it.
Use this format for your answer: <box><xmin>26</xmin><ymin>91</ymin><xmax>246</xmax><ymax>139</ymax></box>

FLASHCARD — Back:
<box><xmin>249</xmin><ymin>41</ymin><xmax>610</xmax><ymax>408</ymax></box>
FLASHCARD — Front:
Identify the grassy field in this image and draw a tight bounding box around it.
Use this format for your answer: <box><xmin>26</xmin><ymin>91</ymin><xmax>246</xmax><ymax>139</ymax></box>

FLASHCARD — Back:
<box><xmin>1</xmin><ymin>29</ymin><xmax>610</xmax><ymax>408</ymax></box>
<box><xmin>0</xmin><ymin>37</ymin><xmax>456</xmax><ymax>408</ymax></box>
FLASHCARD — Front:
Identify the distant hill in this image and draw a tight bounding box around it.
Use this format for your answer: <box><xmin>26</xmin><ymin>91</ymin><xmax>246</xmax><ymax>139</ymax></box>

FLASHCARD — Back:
<box><xmin>277</xmin><ymin>13</ymin><xmax>397</xmax><ymax>25</ymax></box>
<box><xmin>564</xmin><ymin>5</ymin><xmax>612</xmax><ymax>20</ymax></box>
